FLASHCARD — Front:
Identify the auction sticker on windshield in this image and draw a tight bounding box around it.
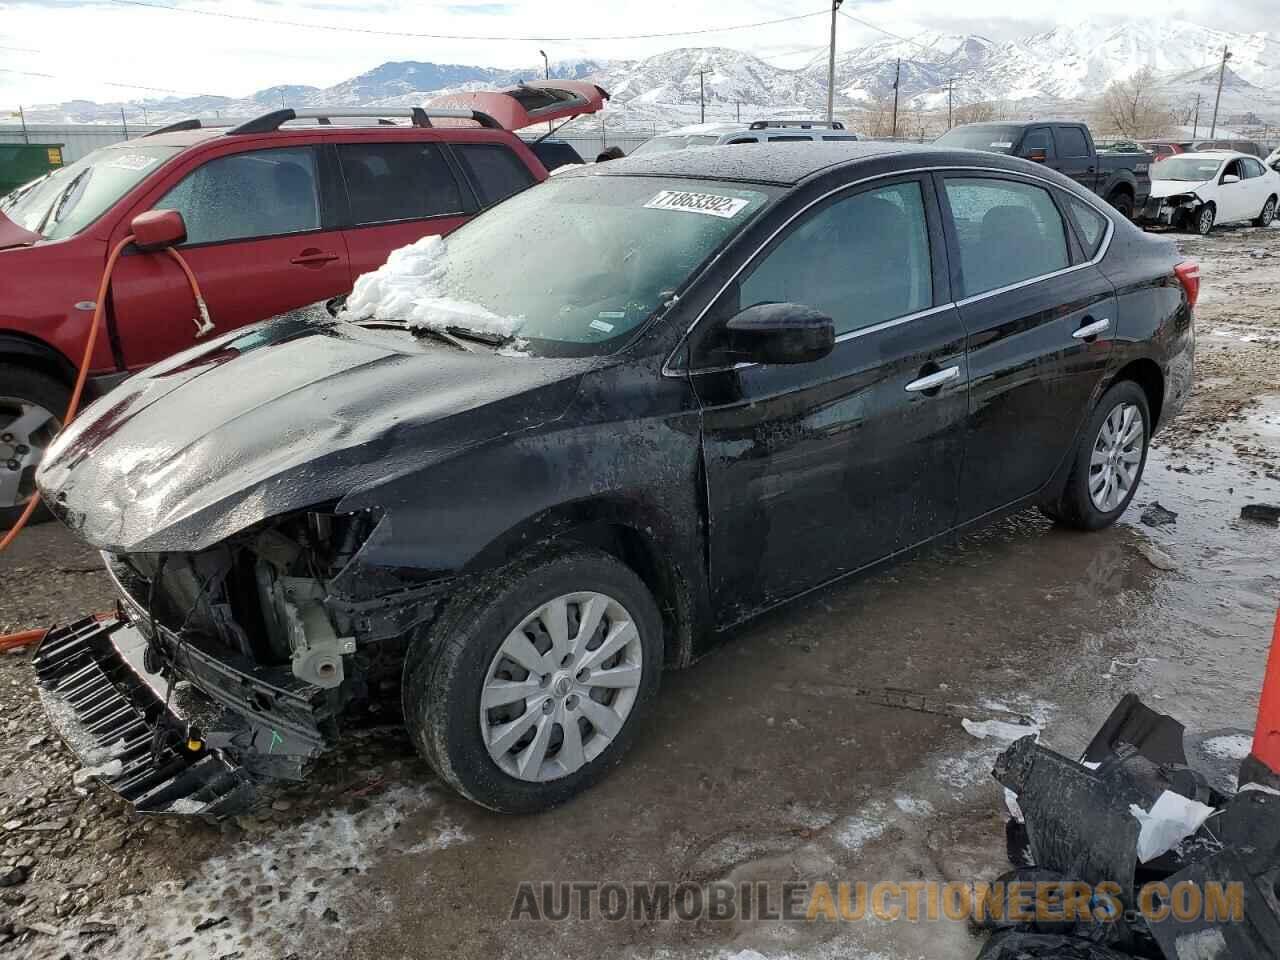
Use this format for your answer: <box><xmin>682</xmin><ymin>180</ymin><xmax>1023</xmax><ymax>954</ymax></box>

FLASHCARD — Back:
<box><xmin>645</xmin><ymin>190</ymin><xmax>750</xmax><ymax>219</ymax></box>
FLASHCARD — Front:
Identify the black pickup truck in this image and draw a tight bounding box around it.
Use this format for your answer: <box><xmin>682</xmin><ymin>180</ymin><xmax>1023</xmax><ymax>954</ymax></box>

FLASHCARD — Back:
<box><xmin>935</xmin><ymin>121</ymin><xmax>1151</xmax><ymax>218</ymax></box>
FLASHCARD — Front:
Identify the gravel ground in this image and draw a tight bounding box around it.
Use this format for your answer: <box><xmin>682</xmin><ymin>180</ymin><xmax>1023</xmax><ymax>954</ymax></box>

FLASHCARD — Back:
<box><xmin>0</xmin><ymin>220</ymin><xmax>1277</xmax><ymax>960</ymax></box>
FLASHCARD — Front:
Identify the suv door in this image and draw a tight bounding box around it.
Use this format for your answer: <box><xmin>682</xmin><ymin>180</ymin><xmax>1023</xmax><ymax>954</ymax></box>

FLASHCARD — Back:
<box><xmin>939</xmin><ymin>174</ymin><xmax>1116</xmax><ymax>520</ymax></box>
<box><xmin>689</xmin><ymin>177</ymin><xmax>968</xmax><ymax>623</ymax></box>
<box><xmin>110</xmin><ymin>145</ymin><xmax>350</xmax><ymax>367</ymax></box>
<box><xmin>335</xmin><ymin>139</ymin><xmax>472</xmax><ymax>281</ymax></box>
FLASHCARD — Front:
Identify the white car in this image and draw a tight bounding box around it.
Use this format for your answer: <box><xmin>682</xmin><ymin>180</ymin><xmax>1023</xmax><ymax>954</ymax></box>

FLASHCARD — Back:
<box><xmin>1139</xmin><ymin>151</ymin><xmax>1279</xmax><ymax>235</ymax></box>
<box><xmin>1267</xmin><ymin>146</ymin><xmax>1280</xmax><ymax>173</ymax></box>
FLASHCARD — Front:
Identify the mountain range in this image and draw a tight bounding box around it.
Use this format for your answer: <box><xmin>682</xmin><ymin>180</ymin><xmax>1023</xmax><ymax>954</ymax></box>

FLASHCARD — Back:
<box><xmin>10</xmin><ymin>17</ymin><xmax>1279</xmax><ymax>130</ymax></box>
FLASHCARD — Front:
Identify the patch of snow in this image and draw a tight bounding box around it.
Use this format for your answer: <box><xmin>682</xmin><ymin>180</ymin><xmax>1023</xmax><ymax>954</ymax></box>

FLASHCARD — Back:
<box><xmin>1130</xmin><ymin>790</ymin><xmax>1216</xmax><ymax>863</ymax></box>
<box><xmin>73</xmin><ymin>759</ymin><xmax>123</xmax><ymax>788</ymax></box>
<box><xmin>961</xmin><ymin>718</ymin><xmax>1041</xmax><ymax>742</ymax></box>
<box><xmin>164</xmin><ymin>797</ymin><xmax>208</xmax><ymax>815</ymax></box>
<box><xmin>1202</xmin><ymin>734</ymin><xmax>1253</xmax><ymax>761</ymax></box>
<box><xmin>342</xmin><ymin>235</ymin><xmax>522</xmax><ymax>340</ymax></box>
<box><xmin>893</xmin><ymin>795</ymin><xmax>934</xmax><ymax>817</ymax></box>
<box><xmin>834</xmin><ymin>812</ymin><xmax>889</xmax><ymax>852</ymax></box>
<box><xmin>1004</xmin><ymin>789</ymin><xmax>1024</xmax><ymax>824</ymax></box>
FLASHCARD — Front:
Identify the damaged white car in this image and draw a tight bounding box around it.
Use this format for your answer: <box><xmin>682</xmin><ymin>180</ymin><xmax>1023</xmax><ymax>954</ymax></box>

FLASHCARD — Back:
<box><xmin>1137</xmin><ymin>151</ymin><xmax>1279</xmax><ymax>235</ymax></box>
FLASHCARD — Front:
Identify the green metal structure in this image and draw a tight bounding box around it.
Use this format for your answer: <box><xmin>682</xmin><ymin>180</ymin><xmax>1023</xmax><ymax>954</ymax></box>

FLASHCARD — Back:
<box><xmin>0</xmin><ymin>143</ymin><xmax>65</xmax><ymax>195</ymax></box>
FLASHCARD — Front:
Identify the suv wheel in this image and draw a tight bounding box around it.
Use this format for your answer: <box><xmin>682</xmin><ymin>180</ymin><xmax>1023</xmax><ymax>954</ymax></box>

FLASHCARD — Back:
<box><xmin>1043</xmin><ymin>381</ymin><xmax>1150</xmax><ymax>531</ymax></box>
<box><xmin>404</xmin><ymin>545</ymin><xmax>663</xmax><ymax>813</ymax></box>
<box><xmin>0</xmin><ymin>365</ymin><xmax>67</xmax><ymax>530</ymax></box>
<box><xmin>1254</xmin><ymin>195</ymin><xmax>1277</xmax><ymax>228</ymax></box>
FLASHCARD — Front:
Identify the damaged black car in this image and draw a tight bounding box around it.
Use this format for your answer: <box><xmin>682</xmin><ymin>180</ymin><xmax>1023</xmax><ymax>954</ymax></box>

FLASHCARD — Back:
<box><xmin>32</xmin><ymin>142</ymin><xmax>1196</xmax><ymax>814</ymax></box>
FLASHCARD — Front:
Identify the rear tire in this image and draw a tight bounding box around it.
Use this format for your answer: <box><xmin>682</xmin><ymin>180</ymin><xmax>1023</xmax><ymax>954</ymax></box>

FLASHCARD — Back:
<box><xmin>1043</xmin><ymin>381</ymin><xmax>1150</xmax><ymax>531</ymax></box>
<box><xmin>403</xmin><ymin>544</ymin><xmax>663</xmax><ymax>813</ymax></box>
<box><xmin>0</xmin><ymin>365</ymin><xmax>67</xmax><ymax>530</ymax></box>
<box><xmin>1108</xmin><ymin>191</ymin><xmax>1135</xmax><ymax>220</ymax></box>
<box><xmin>1254</xmin><ymin>195</ymin><xmax>1277</xmax><ymax>228</ymax></box>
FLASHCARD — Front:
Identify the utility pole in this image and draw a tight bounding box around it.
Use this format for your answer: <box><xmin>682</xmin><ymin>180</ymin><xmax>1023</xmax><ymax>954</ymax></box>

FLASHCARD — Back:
<box><xmin>540</xmin><ymin>50</ymin><xmax>552</xmax><ymax>133</ymax></box>
<box><xmin>18</xmin><ymin>105</ymin><xmax>28</xmax><ymax>144</ymax></box>
<box><xmin>1210</xmin><ymin>45</ymin><xmax>1231</xmax><ymax>139</ymax></box>
<box><xmin>121</xmin><ymin>107</ymin><xmax>129</xmax><ymax>141</ymax></box>
<box><xmin>825</xmin><ymin>0</ymin><xmax>843</xmax><ymax>124</ymax></box>
<box><xmin>1191</xmin><ymin>93</ymin><xmax>1201</xmax><ymax>138</ymax></box>
<box><xmin>736</xmin><ymin>100</ymin><xmax>741</xmax><ymax>123</ymax></box>
<box><xmin>945</xmin><ymin>78</ymin><xmax>955</xmax><ymax>130</ymax></box>
<box><xmin>891</xmin><ymin>58</ymin><xmax>901</xmax><ymax>139</ymax></box>
<box><xmin>698</xmin><ymin>69</ymin><xmax>707</xmax><ymax>124</ymax></box>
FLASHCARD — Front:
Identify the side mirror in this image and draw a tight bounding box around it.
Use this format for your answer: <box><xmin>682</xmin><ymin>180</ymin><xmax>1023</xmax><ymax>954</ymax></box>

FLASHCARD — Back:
<box><xmin>1221</xmin><ymin>174</ymin><xmax>1241</xmax><ymax>184</ymax></box>
<box><xmin>131</xmin><ymin>209</ymin><xmax>187</xmax><ymax>250</ymax></box>
<box><xmin>725</xmin><ymin>302</ymin><xmax>835</xmax><ymax>365</ymax></box>
<box><xmin>1024</xmin><ymin>148</ymin><xmax>1048</xmax><ymax>163</ymax></box>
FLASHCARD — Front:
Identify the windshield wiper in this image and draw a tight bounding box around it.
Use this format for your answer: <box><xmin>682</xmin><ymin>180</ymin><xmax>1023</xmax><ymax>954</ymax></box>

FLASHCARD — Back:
<box><xmin>443</xmin><ymin>325</ymin><xmax>512</xmax><ymax>347</ymax></box>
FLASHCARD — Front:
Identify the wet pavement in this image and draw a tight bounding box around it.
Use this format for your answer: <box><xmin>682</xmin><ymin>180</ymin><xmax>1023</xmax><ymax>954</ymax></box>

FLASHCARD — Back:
<box><xmin>0</xmin><ymin>223</ymin><xmax>1277</xmax><ymax>960</ymax></box>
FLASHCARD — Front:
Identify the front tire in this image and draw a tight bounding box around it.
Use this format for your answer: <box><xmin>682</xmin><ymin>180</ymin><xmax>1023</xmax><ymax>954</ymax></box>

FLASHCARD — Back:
<box><xmin>1192</xmin><ymin>203</ymin><xmax>1216</xmax><ymax>236</ymax></box>
<box><xmin>1254</xmin><ymin>195</ymin><xmax>1277</xmax><ymax>228</ymax></box>
<box><xmin>0</xmin><ymin>365</ymin><xmax>67</xmax><ymax>530</ymax></box>
<box><xmin>1108</xmin><ymin>191</ymin><xmax>1135</xmax><ymax>220</ymax></box>
<box><xmin>403</xmin><ymin>545</ymin><xmax>663</xmax><ymax>813</ymax></box>
<box><xmin>1044</xmin><ymin>381</ymin><xmax>1150</xmax><ymax>531</ymax></box>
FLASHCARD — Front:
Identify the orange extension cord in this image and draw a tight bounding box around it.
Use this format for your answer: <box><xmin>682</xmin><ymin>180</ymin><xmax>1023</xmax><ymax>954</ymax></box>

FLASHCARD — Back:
<box><xmin>0</xmin><ymin>235</ymin><xmax>208</xmax><ymax>649</ymax></box>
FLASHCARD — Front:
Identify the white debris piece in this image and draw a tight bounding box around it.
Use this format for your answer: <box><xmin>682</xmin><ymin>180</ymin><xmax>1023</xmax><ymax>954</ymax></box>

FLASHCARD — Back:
<box><xmin>342</xmin><ymin>235</ymin><xmax>523</xmax><ymax>339</ymax></box>
<box><xmin>1004</xmin><ymin>788</ymin><xmax>1025</xmax><ymax>824</ymax></box>
<box><xmin>73</xmin><ymin>759</ymin><xmax>123</xmax><ymax>788</ymax></box>
<box><xmin>962</xmin><ymin>718</ymin><xmax>1041</xmax><ymax>742</ymax></box>
<box><xmin>1202</xmin><ymin>734</ymin><xmax>1253</xmax><ymax>761</ymax></box>
<box><xmin>1173</xmin><ymin>927</ymin><xmax>1228</xmax><ymax>959</ymax></box>
<box><xmin>1130</xmin><ymin>790</ymin><xmax>1216</xmax><ymax>863</ymax></box>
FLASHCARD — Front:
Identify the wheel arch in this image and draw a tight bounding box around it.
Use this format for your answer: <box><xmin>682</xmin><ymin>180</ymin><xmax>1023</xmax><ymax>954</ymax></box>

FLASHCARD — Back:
<box><xmin>463</xmin><ymin>498</ymin><xmax>703</xmax><ymax>669</ymax></box>
<box><xmin>0</xmin><ymin>331</ymin><xmax>78</xmax><ymax>387</ymax></box>
<box><xmin>1107</xmin><ymin>357</ymin><xmax>1165</xmax><ymax>431</ymax></box>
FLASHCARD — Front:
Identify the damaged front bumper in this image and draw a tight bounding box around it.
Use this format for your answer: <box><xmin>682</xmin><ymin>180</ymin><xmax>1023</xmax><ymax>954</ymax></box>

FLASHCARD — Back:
<box><xmin>1137</xmin><ymin>194</ymin><xmax>1200</xmax><ymax>227</ymax></box>
<box><xmin>33</xmin><ymin>613</ymin><xmax>334</xmax><ymax>816</ymax></box>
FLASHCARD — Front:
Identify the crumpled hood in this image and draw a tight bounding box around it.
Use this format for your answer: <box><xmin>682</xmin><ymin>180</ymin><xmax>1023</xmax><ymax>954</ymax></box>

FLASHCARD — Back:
<box><xmin>37</xmin><ymin>311</ymin><xmax>588</xmax><ymax>553</ymax></box>
<box><xmin>1149</xmin><ymin>179</ymin><xmax>1210</xmax><ymax>199</ymax></box>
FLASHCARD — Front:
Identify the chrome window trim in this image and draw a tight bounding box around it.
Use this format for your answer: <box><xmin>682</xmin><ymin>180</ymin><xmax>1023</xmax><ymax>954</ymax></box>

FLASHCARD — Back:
<box><xmin>665</xmin><ymin>163</ymin><xmax>1115</xmax><ymax>378</ymax></box>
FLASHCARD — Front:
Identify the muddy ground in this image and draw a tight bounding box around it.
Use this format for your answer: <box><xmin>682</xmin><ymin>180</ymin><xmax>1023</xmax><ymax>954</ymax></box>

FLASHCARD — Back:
<box><xmin>1</xmin><ymin>222</ymin><xmax>1278</xmax><ymax>960</ymax></box>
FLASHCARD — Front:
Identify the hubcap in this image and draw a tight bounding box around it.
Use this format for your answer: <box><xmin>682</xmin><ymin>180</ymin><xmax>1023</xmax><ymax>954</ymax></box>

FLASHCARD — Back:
<box><xmin>1200</xmin><ymin>209</ymin><xmax>1213</xmax><ymax>232</ymax></box>
<box><xmin>1264</xmin><ymin>200</ymin><xmax>1276</xmax><ymax>224</ymax></box>
<box><xmin>1088</xmin><ymin>402</ymin><xmax>1144</xmax><ymax>513</ymax></box>
<box><xmin>0</xmin><ymin>397</ymin><xmax>60</xmax><ymax>510</ymax></box>
<box><xmin>479</xmin><ymin>591</ymin><xmax>643</xmax><ymax>783</ymax></box>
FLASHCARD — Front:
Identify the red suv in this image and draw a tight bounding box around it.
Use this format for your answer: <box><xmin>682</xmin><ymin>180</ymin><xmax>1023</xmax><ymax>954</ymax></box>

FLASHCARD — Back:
<box><xmin>0</xmin><ymin>81</ymin><xmax>606</xmax><ymax>525</ymax></box>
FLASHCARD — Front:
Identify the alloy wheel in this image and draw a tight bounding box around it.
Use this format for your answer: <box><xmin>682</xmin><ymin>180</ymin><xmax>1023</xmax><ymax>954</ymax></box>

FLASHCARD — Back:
<box><xmin>1198</xmin><ymin>206</ymin><xmax>1215</xmax><ymax>235</ymax></box>
<box><xmin>1088</xmin><ymin>402</ymin><xmax>1144</xmax><ymax>512</ymax></box>
<box><xmin>479</xmin><ymin>591</ymin><xmax>643</xmax><ymax>782</ymax></box>
<box><xmin>0</xmin><ymin>397</ymin><xmax>60</xmax><ymax>510</ymax></box>
<box><xmin>1262</xmin><ymin>198</ymin><xmax>1277</xmax><ymax>226</ymax></box>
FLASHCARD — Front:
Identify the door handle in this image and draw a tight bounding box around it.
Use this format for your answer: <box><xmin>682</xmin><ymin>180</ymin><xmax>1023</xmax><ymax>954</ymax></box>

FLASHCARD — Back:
<box><xmin>1072</xmin><ymin>317</ymin><xmax>1111</xmax><ymax>340</ymax></box>
<box><xmin>905</xmin><ymin>365</ymin><xmax>960</xmax><ymax>393</ymax></box>
<box><xmin>290</xmin><ymin>250</ymin><xmax>340</xmax><ymax>266</ymax></box>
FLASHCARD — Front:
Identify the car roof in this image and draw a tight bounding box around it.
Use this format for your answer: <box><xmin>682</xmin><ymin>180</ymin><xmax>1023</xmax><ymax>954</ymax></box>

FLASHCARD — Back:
<box><xmin>1175</xmin><ymin>150</ymin><xmax>1247</xmax><ymax>160</ymax></box>
<box><xmin>575</xmin><ymin>140</ymin><xmax>970</xmax><ymax>187</ymax></box>
<box><xmin>658</xmin><ymin>123</ymin><xmax>747</xmax><ymax>137</ymax></box>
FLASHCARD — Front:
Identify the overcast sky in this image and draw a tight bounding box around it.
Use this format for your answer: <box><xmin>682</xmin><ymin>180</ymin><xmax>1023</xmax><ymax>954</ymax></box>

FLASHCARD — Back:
<box><xmin>1</xmin><ymin>0</ymin><xmax>1275</xmax><ymax>105</ymax></box>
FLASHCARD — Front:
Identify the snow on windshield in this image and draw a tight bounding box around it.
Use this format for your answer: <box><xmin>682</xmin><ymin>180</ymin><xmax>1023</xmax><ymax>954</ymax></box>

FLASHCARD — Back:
<box><xmin>341</xmin><ymin>235</ymin><xmax>523</xmax><ymax>339</ymax></box>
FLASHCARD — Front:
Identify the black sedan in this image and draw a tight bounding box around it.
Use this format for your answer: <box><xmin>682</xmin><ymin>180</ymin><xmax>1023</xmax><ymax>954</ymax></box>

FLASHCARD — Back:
<box><xmin>33</xmin><ymin>142</ymin><xmax>1197</xmax><ymax>814</ymax></box>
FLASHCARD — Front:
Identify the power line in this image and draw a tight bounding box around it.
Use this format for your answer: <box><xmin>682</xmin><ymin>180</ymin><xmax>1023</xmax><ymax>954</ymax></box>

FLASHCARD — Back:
<box><xmin>837</xmin><ymin>10</ymin><xmax>940</xmax><ymax>55</ymax></box>
<box><xmin>0</xmin><ymin>67</ymin><xmax>218</xmax><ymax>99</ymax></box>
<box><xmin>108</xmin><ymin>0</ymin><xmax>829</xmax><ymax>43</ymax></box>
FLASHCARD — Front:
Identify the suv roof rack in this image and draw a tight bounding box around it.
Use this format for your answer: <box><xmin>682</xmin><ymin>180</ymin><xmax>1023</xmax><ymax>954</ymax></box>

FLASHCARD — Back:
<box><xmin>143</xmin><ymin>118</ymin><xmax>235</xmax><ymax>137</ymax></box>
<box><xmin>747</xmin><ymin>119</ymin><xmax>845</xmax><ymax>131</ymax></box>
<box><xmin>227</xmin><ymin>106</ymin><xmax>502</xmax><ymax>135</ymax></box>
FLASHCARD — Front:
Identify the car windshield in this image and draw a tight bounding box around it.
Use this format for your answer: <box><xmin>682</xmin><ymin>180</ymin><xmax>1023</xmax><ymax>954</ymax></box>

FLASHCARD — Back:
<box><xmin>342</xmin><ymin>174</ymin><xmax>773</xmax><ymax>357</ymax></box>
<box><xmin>629</xmin><ymin>135</ymin><xmax>722</xmax><ymax>156</ymax></box>
<box><xmin>1151</xmin><ymin>157</ymin><xmax>1223</xmax><ymax>182</ymax></box>
<box><xmin>0</xmin><ymin>143</ymin><xmax>181</xmax><ymax>240</ymax></box>
<box><xmin>933</xmin><ymin>125</ymin><xmax>1024</xmax><ymax>153</ymax></box>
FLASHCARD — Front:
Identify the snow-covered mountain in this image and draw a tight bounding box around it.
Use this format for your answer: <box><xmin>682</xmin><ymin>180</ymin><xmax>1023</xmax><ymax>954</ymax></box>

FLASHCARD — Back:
<box><xmin>8</xmin><ymin>18</ymin><xmax>1278</xmax><ymax>129</ymax></box>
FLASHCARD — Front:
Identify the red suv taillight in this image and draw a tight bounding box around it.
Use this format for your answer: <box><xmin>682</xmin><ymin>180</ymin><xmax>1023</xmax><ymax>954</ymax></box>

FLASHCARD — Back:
<box><xmin>1174</xmin><ymin>260</ymin><xmax>1200</xmax><ymax>310</ymax></box>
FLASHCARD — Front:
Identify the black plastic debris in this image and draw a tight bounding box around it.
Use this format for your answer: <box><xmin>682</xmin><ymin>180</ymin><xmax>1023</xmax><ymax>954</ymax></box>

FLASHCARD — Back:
<box><xmin>980</xmin><ymin>695</ymin><xmax>1280</xmax><ymax>960</ymax></box>
<box><xmin>1241</xmin><ymin>504</ymin><xmax>1280</xmax><ymax>526</ymax></box>
<box><xmin>1139</xmin><ymin>503</ymin><xmax>1178</xmax><ymax>528</ymax></box>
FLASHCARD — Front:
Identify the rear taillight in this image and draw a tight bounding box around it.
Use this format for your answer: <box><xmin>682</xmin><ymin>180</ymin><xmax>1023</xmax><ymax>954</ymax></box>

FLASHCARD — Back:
<box><xmin>1174</xmin><ymin>260</ymin><xmax>1200</xmax><ymax>310</ymax></box>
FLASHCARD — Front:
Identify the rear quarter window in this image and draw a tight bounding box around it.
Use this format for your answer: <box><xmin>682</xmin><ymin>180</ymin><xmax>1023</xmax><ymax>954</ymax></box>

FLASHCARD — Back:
<box><xmin>1062</xmin><ymin>194</ymin><xmax>1109</xmax><ymax>258</ymax></box>
<box><xmin>453</xmin><ymin>143</ymin><xmax>536</xmax><ymax>208</ymax></box>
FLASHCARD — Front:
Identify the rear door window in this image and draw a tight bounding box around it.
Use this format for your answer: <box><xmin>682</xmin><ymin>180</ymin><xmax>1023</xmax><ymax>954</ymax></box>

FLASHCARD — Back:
<box><xmin>157</xmin><ymin>147</ymin><xmax>321</xmax><ymax>245</ymax></box>
<box><xmin>739</xmin><ymin>180</ymin><xmax>932</xmax><ymax>336</ymax></box>
<box><xmin>943</xmin><ymin>177</ymin><xmax>1070</xmax><ymax>297</ymax></box>
<box><xmin>1056</xmin><ymin>127</ymin><xmax>1090</xmax><ymax>158</ymax></box>
<box><xmin>1062</xmin><ymin>194</ymin><xmax>1109</xmax><ymax>258</ymax></box>
<box><xmin>337</xmin><ymin>142</ymin><xmax>464</xmax><ymax>225</ymax></box>
<box><xmin>452</xmin><ymin>143</ymin><xmax>535</xmax><ymax>208</ymax></box>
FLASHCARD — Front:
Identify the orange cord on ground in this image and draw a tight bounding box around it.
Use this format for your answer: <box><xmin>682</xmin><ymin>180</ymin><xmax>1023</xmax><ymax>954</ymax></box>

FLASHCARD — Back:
<box><xmin>1251</xmin><ymin>606</ymin><xmax>1280</xmax><ymax>776</ymax></box>
<box><xmin>0</xmin><ymin>235</ymin><xmax>208</xmax><ymax>558</ymax></box>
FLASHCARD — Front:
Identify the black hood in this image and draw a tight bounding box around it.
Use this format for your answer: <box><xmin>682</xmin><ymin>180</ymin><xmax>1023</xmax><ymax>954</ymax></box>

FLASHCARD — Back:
<box><xmin>36</xmin><ymin>312</ymin><xmax>589</xmax><ymax>553</ymax></box>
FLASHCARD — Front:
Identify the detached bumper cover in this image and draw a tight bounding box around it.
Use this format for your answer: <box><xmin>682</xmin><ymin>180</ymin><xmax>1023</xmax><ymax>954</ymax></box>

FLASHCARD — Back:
<box><xmin>33</xmin><ymin>616</ymin><xmax>334</xmax><ymax>816</ymax></box>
